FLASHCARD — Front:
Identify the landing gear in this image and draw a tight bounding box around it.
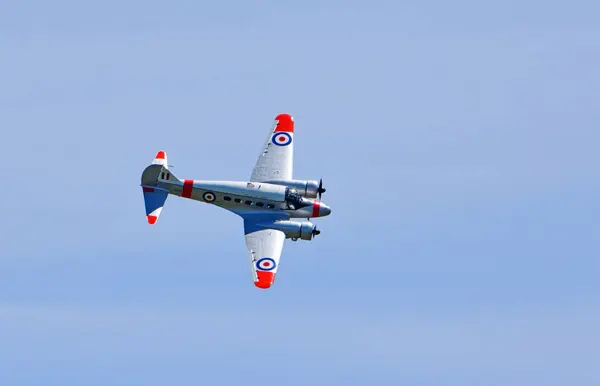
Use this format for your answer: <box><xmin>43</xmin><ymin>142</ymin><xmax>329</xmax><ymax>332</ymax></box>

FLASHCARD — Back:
<box><xmin>291</xmin><ymin>238</ymin><xmax>298</xmax><ymax>242</ymax></box>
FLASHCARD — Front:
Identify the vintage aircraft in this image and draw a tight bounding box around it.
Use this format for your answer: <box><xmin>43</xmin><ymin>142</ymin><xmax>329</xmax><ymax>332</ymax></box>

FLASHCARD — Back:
<box><xmin>140</xmin><ymin>113</ymin><xmax>331</xmax><ymax>289</ymax></box>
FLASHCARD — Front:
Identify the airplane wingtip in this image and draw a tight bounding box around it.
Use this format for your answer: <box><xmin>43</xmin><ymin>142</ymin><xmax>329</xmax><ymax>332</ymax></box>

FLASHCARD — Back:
<box><xmin>254</xmin><ymin>271</ymin><xmax>275</xmax><ymax>289</ymax></box>
<box><xmin>274</xmin><ymin>114</ymin><xmax>294</xmax><ymax>133</ymax></box>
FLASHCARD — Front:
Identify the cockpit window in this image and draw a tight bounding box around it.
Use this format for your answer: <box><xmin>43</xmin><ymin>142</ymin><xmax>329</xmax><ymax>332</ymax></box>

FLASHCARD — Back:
<box><xmin>285</xmin><ymin>187</ymin><xmax>310</xmax><ymax>210</ymax></box>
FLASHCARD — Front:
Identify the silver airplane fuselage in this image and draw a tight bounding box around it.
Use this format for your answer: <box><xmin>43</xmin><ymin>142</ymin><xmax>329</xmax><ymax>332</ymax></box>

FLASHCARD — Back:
<box><xmin>145</xmin><ymin>169</ymin><xmax>331</xmax><ymax>219</ymax></box>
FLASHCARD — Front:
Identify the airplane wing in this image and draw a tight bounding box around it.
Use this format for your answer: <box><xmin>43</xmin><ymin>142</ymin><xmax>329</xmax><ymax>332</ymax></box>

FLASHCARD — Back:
<box><xmin>250</xmin><ymin>113</ymin><xmax>294</xmax><ymax>182</ymax></box>
<box><xmin>243</xmin><ymin>213</ymin><xmax>288</xmax><ymax>289</ymax></box>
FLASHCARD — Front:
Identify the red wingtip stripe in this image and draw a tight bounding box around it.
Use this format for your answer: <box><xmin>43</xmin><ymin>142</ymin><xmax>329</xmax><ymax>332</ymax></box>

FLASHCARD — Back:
<box><xmin>274</xmin><ymin>113</ymin><xmax>294</xmax><ymax>133</ymax></box>
<box><xmin>147</xmin><ymin>215</ymin><xmax>158</xmax><ymax>224</ymax></box>
<box><xmin>155</xmin><ymin>150</ymin><xmax>166</xmax><ymax>159</ymax></box>
<box><xmin>312</xmin><ymin>200</ymin><xmax>321</xmax><ymax>218</ymax></box>
<box><xmin>254</xmin><ymin>271</ymin><xmax>275</xmax><ymax>289</ymax></box>
<box><xmin>182</xmin><ymin>180</ymin><xmax>193</xmax><ymax>198</ymax></box>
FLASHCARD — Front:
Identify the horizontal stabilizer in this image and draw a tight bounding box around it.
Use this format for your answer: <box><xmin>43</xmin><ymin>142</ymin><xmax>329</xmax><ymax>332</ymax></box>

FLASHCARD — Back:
<box><xmin>152</xmin><ymin>150</ymin><xmax>168</xmax><ymax>166</ymax></box>
<box><xmin>142</xmin><ymin>187</ymin><xmax>168</xmax><ymax>224</ymax></box>
<box><xmin>141</xmin><ymin>150</ymin><xmax>173</xmax><ymax>225</ymax></box>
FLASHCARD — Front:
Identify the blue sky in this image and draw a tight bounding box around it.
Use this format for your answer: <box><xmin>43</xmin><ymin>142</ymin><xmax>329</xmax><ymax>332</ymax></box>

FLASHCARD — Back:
<box><xmin>1</xmin><ymin>1</ymin><xmax>599</xmax><ymax>385</ymax></box>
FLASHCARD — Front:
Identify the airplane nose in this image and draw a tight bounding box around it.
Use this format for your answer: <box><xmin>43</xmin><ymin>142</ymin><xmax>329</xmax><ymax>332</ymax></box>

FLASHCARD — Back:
<box><xmin>319</xmin><ymin>203</ymin><xmax>332</xmax><ymax>217</ymax></box>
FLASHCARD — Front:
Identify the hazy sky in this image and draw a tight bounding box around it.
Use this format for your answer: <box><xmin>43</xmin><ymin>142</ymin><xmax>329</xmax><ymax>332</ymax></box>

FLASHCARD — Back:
<box><xmin>1</xmin><ymin>1</ymin><xmax>599</xmax><ymax>385</ymax></box>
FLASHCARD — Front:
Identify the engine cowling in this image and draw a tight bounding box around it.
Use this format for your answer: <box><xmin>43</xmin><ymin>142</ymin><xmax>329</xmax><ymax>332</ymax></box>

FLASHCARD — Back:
<box><xmin>264</xmin><ymin>179</ymin><xmax>320</xmax><ymax>199</ymax></box>
<box><xmin>268</xmin><ymin>220</ymin><xmax>318</xmax><ymax>241</ymax></box>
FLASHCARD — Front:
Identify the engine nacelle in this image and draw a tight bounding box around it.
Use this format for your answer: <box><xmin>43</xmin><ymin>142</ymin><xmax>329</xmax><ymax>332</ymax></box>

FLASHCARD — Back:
<box><xmin>264</xmin><ymin>179</ymin><xmax>320</xmax><ymax>199</ymax></box>
<box><xmin>268</xmin><ymin>220</ymin><xmax>317</xmax><ymax>241</ymax></box>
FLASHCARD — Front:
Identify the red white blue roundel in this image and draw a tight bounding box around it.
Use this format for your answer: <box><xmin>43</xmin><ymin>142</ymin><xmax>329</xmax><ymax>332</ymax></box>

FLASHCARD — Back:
<box><xmin>256</xmin><ymin>257</ymin><xmax>276</xmax><ymax>271</ymax></box>
<box><xmin>203</xmin><ymin>192</ymin><xmax>216</xmax><ymax>202</ymax></box>
<box><xmin>272</xmin><ymin>132</ymin><xmax>292</xmax><ymax>146</ymax></box>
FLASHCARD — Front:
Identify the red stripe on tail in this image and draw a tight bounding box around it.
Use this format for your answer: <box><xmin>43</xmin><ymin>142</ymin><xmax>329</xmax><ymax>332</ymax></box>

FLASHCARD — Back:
<box><xmin>182</xmin><ymin>180</ymin><xmax>193</xmax><ymax>198</ymax></box>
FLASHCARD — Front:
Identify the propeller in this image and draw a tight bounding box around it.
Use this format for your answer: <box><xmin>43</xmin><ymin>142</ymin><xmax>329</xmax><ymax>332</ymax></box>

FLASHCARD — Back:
<box><xmin>317</xmin><ymin>178</ymin><xmax>326</xmax><ymax>200</ymax></box>
<box><xmin>312</xmin><ymin>226</ymin><xmax>321</xmax><ymax>237</ymax></box>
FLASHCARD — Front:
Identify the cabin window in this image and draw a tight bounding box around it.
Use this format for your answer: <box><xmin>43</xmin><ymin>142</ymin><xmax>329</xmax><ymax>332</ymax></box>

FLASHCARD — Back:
<box><xmin>234</xmin><ymin>198</ymin><xmax>242</xmax><ymax>203</ymax></box>
<box><xmin>223</xmin><ymin>196</ymin><xmax>232</xmax><ymax>201</ymax></box>
<box><xmin>255</xmin><ymin>202</ymin><xmax>264</xmax><ymax>207</ymax></box>
<box><xmin>245</xmin><ymin>200</ymin><xmax>253</xmax><ymax>205</ymax></box>
<box><xmin>266</xmin><ymin>204</ymin><xmax>275</xmax><ymax>209</ymax></box>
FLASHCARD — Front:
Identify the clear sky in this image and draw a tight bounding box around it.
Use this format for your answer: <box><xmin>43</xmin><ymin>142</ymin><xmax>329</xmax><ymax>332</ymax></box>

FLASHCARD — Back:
<box><xmin>1</xmin><ymin>1</ymin><xmax>599</xmax><ymax>385</ymax></box>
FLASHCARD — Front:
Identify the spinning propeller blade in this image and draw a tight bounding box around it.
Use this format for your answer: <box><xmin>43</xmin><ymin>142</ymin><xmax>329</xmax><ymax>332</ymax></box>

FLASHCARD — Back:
<box><xmin>312</xmin><ymin>226</ymin><xmax>321</xmax><ymax>236</ymax></box>
<box><xmin>317</xmin><ymin>178</ymin><xmax>326</xmax><ymax>200</ymax></box>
